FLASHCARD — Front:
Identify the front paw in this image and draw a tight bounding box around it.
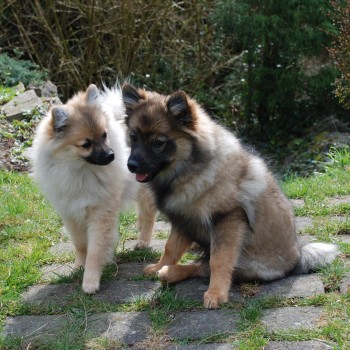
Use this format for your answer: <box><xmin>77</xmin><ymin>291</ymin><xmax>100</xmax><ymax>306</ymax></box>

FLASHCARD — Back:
<box><xmin>157</xmin><ymin>265</ymin><xmax>171</xmax><ymax>282</ymax></box>
<box><xmin>144</xmin><ymin>263</ymin><xmax>161</xmax><ymax>276</ymax></box>
<box><xmin>203</xmin><ymin>290</ymin><xmax>228</xmax><ymax>309</ymax></box>
<box><xmin>134</xmin><ymin>240</ymin><xmax>150</xmax><ymax>249</ymax></box>
<box><xmin>82</xmin><ymin>276</ymin><xmax>100</xmax><ymax>294</ymax></box>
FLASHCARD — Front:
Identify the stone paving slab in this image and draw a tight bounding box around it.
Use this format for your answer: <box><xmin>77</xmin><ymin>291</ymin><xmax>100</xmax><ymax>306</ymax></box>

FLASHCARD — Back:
<box><xmin>295</xmin><ymin>217</ymin><xmax>314</xmax><ymax>232</ymax></box>
<box><xmin>330</xmin><ymin>215</ymin><xmax>349</xmax><ymax>223</ymax></box>
<box><xmin>94</xmin><ymin>280</ymin><xmax>161</xmax><ymax>304</ymax></box>
<box><xmin>340</xmin><ymin>273</ymin><xmax>350</xmax><ymax>295</ymax></box>
<box><xmin>22</xmin><ymin>283</ymin><xmax>78</xmax><ymax>305</ymax></box>
<box><xmin>167</xmin><ymin>344</ymin><xmax>232</xmax><ymax>350</ymax></box>
<box><xmin>3</xmin><ymin>314</ymin><xmax>69</xmax><ymax>338</ymax></box>
<box><xmin>327</xmin><ymin>195</ymin><xmax>350</xmax><ymax>206</ymax></box>
<box><xmin>290</xmin><ymin>199</ymin><xmax>305</xmax><ymax>208</ymax></box>
<box><xmin>3</xmin><ymin>312</ymin><xmax>150</xmax><ymax>346</ymax></box>
<box><xmin>49</xmin><ymin>241</ymin><xmax>74</xmax><ymax>257</ymax></box>
<box><xmin>336</xmin><ymin>233</ymin><xmax>350</xmax><ymax>244</ymax></box>
<box><xmin>167</xmin><ymin>310</ymin><xmax>239</xmax><ymax>340</ymax></box>
<box><xmin>168</xmin><ymin>341</ymin><xmax>334</xmax><ymax>350</ymax></box>
<box><xmin>258</xmin><ymin>274</ymin><xmax>325</xmax><ymax>298</ymax></box>
<box><xmin>40</xmin><ymin>263</ymin><xmax>75</xmax><ymax>281</ymax></box>
<box><xmin>22</xmin><ymin>279</ymin><xmax>161</xmax><ymax>306</ymax></box>
<box><xmin>265</xmin><ymin>340</ymin><xmax>333</xmax><ymax>350</ymax></box>
<box><xmin>297</xmin><ymin>235</ymin><xmax>318</xmax><ymax>245</ymax></box>
<box><xmin>295</xmin><ymin>215</ymin><xmax>350</xmax><ymax>233</ymax></box>
<box><xmin>40</xmin><ymin>262</ymin><xmax>148</xmax><ymax>282</ymax></box>
<box><xmin>86</xmin><ymin>311</ymin><xmax>150</xmax><ymax>344</ymax></box>
<box><xmin>154</xmin><ymin>220</ymin><xmax>171</xmax><ymax>233</ymax></box>
<box><xmin>261</xmin><ymin>306</ymin><xmax>324</xmax><ymax>332</ymax></box>
<box><xmin>116</xmin><ymin>262</ymin><xmax>149</xmax><ymax>279</ymax></box>
<box><xmin>174</xmin><ymin>274</ymin><xmax>325</xmax><ymax>303</ymax></box>
<box><xmin>120</xmin><ymin>238</ymin><xmax>166</xmax><ymax>252</ymax></box>
<box><xmin>175</xmin><ymin>279</ymin><xmax>244</xmax><ymax>303</ymax></box>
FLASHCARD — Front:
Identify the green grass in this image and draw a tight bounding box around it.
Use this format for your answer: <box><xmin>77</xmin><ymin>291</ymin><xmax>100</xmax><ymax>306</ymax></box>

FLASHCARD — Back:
<box><xmin>0</xmin><ymin>146</ymin><xmax>349</xmax><ymax>349</ymax></box>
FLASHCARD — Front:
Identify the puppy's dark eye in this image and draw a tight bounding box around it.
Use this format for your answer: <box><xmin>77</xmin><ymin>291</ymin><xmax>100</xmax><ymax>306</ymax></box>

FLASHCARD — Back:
<box><xmin>130</xmin><ymin>133</ymin><xmax>137</xmax><ymax>144</ymax></box>
<box><xmin>82</xmin><ymin>139</ymin><xmax>92</xmax><ymax>149</ymax></box>
<box><xmin>153</xmin><ymin>139</ymin><xmax>166</xmax><ymax>148</ymax></box>
<box><xmin>102</xmin><ymin>132</ymin><xmax>107</xmax><ymax>140</ymax></box>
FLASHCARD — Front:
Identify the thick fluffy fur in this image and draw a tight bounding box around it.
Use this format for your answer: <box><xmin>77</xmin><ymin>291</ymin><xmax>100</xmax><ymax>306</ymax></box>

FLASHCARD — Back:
<box><xmin>122</xmin><ymin>83</ymin><xmax>339</xmax><ymax>309</ymax></box>
<box><xmin>29</xmin><ymin>84</ymin><xmax>155</xmax><ymax>294</ymax></box>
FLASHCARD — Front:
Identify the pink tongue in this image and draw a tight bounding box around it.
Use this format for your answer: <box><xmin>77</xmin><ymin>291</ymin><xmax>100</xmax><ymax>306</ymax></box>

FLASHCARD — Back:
<box><xmin>136</xmin><ymin>173</ymin><xmax>149</xmax><ymax>182</ymax></box>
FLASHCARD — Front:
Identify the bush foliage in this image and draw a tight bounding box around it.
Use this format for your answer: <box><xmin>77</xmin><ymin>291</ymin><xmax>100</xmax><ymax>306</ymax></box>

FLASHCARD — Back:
<box><xmin>329</xmin><ymin>0</ymin><xmax>350</xmax><ymax>111</ymax></box>
<box><xmin>0</xmin><ymin>52</ymin><xmax>46</xmax><ymax>86</ymax></box>
<box><xmin>0</xmin><ymin>0</ymin><xmax>346</xmax><ymax>145</ymax></box>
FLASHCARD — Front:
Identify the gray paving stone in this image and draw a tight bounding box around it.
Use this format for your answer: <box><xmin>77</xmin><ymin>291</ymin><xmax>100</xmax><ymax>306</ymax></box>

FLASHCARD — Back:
<box><xmin>265</xmin><ymin>340</ymin><xmax>333</xmax><ymax>349</ymax></box>
<box><xmin>116</xmin><ymin>262</ymin><xmax>148</xmax><ymax>279</ymax></box>
<box><xmin>297</xmin><ymin>235</ymin><xmax>318</xmax><ymax>245</ymax></box>
<box><xmin>330</xmin><ymin>215</ymin><xmax>349</xmax><ymax>222</ymax></box>
<box><xmin>258</xmin><ymin>274</ymin><xmax>325</xmax><ymax>298</ymax></box>
<box><xmin>290</xmin><ymin>199</ymin><xmax>305</xmax><ymax>208</ymax></box>
<box><xmin>22</xmin><ymin>283</ymin><xmax>78</xmax><ymax>305</ymax></box>
<box><xmin>295</xmin><ymin>217</ymin><xmax>313</xmax><ymax>232</ymax></box>
<box><xmin>167</xmin><ymin>310</ymin><xmax>238</xmax><ymax>340</ymax></box>
<box><xmin>175</xmin><ymin>278</ymin><xmax>244</xmax><ymax>303</ymax></box>
<box><xmin>327</xmin><ymin>195</ymin><xmax>350</xmax><ymax>206</ymax></box>
<box><xmin>154</xmin><ymin>220</ymin><xmax>171</xmax><ymax>233</ymax></box>
<box><xmin>40</xmin><ymin>262</ymin><xmax>149</xmax><ymax>282</ymax></box>
<box><xmin>49</xmin><ymin>241</ymin><xmax>74</xmax><ymax>257</ymax></box>
<box><xmin>340</xmin><ymin>273</ymin><xmax>350</xmax><ymax>295</ymax></box>
<box><xmin>261</xmin><ymin>306</ymin><xmax>324</xmax><ymax>332</ymax></box>
<box><xmin>336</xmin><ymin>234</ymin><xmax>350</xmax><ymax>244</ymax></box>
<box><xmin>168</xmin><ymin>344</ymin><xmax>232</xmax><ymax>350</ymax></box>
<box><xmin>40</xmin><ymin>263</ymin><xmax>75</xmax><ymax>281</ymax></box>
<box><xmin>86</xmin><ymin>312</ymin><xmax>150</xmax><ymax>344</ymax></box>
<box><xmin>94</xmin><ymin>280</ymin><xmax>161</xmax><ymax>303</ymax></box>
<box><xmin>120</xmin><ymin>238</ymin><xmax>165</xmax><ymax>252</ymax></box>
<box><xmin>3</xmin><ymin>314</ymin><xmax>69</xmax><ymax>338</ymax></box>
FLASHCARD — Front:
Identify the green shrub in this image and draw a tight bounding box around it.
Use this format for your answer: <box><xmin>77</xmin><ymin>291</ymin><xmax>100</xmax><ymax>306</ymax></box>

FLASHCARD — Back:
<box><xmin>212</xmin><ymin>0</ymin><xmax>341</xmax><ymax>141</ymax></box>
<box><xmin>0</xmin><ymin>52</ymin><xmax>46</xmax><ymax>87</ymax></box>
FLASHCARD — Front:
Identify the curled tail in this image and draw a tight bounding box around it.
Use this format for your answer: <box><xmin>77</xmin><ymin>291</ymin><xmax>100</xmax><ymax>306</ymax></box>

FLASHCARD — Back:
<box><xmin>100</xmin><ymin>83</ymin><xmax>126</xmax><ymax>121</ymax></box>
<box><xmin>294</xmin><ymin>243</ymin><xmax>339</xmax><ymax>274</ymax></box>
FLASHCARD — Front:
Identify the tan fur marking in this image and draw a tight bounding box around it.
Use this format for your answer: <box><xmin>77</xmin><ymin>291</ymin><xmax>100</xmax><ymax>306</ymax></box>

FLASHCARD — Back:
<box><xmin>64</xmin><ymin>219</ymin><xmax>87</xmax><ymax>268</ymax></box>
<box><xmin>136</xmin><ymin>186</ymin><xmax>157</xmax><ymax>247</ymax></box>
<box><xmin>144</xmin><ymin>227</ymin><xmax>192</xmax><ymax>275</ymax></box>
<box><xmin>157</xmin><ymin>263</ymin><xmax>204</xmax><ymax>283</ymax></box>
<box><xmin>204</xmin><ymin>210</ymin><xmax>247</xmax><ymax>309</ymax></box>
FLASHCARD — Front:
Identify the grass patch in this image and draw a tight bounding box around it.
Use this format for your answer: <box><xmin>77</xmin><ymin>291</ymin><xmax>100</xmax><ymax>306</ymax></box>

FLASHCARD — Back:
<box><xmin>0</xmin><ymin>145</ymin><xmax>350</xmax><ymax>349</ymax></box>
<box><xmin>147</xmin><ymin>287</ymin><xmax>201</xmax><ymax>331</ymax></box>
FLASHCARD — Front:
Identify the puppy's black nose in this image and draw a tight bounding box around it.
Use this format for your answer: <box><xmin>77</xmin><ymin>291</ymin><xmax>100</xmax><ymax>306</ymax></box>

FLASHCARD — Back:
<box><xmin>106</xmin><ymin>150</ymin><xmax>114</xmax><ymax>162</ymax></box>
<box><xmin>127</xmin><ymin>159</ymin><xmax>139</xmax><ymax>173</ymax></box>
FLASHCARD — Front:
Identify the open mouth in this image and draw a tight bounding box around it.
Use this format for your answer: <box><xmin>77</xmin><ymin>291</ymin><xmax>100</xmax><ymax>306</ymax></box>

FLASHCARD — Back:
<box><xmin>135</xmin><ymin>173</ymin><xmax>153</xmax><ymax>183</ymax></box>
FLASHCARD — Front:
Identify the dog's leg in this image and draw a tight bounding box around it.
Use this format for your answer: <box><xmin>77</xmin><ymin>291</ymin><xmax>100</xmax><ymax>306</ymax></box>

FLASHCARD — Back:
<box><xmin>157</xmin><ymin>263</ymin><xmax>207</xmax><ymax>283</ymax></box>
<box><xmin>64</xmin><ymin>219</ymin><xmax>87</xmax><ymax>269</ymax></box>
<box><xmin>204</xmin><ymin>211</ymin><xmax>247</xmax><ymax>309</ymax></box>
<box><xmin>82</xmin><ymin>210</ymin><xmax>119</xmax><ymax>294</ymax></box>
<box><xmin>136</xmin><ymin>186</ymin><xmax>156</xmax><ymax>248</ymax></box>
<box><xmin>144</xmin><ymin>227</ymin><xmax>192</xmax><ymax>275</ymax></box>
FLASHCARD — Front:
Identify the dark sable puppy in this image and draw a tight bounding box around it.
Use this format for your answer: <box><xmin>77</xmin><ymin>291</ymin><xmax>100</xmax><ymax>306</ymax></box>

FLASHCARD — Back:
<box><xmin>122</xmin><ymin>83</ymin><xmax>339</xmax><ymax>309</ymax></box>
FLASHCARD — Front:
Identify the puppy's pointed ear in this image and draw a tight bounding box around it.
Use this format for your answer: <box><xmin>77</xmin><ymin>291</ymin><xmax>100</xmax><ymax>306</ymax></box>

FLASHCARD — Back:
<box><xmin>85</xmin><ymin>84</ymin><xmax>100</xmax><ymax>105</ymax></box>
<box><xmin>167</xmin><ymin>91</ymin><xmax>193</xmax><ymax>127</ymax></box>
<box><xmin>52</xmin><ymin>106</ymin><xmax>69</xmax><ymax>132</ymax></box>
<box><xmin>122</xmin><ymin>83</ymin><xmax>143</xmax><ymax>116</ymax></box>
